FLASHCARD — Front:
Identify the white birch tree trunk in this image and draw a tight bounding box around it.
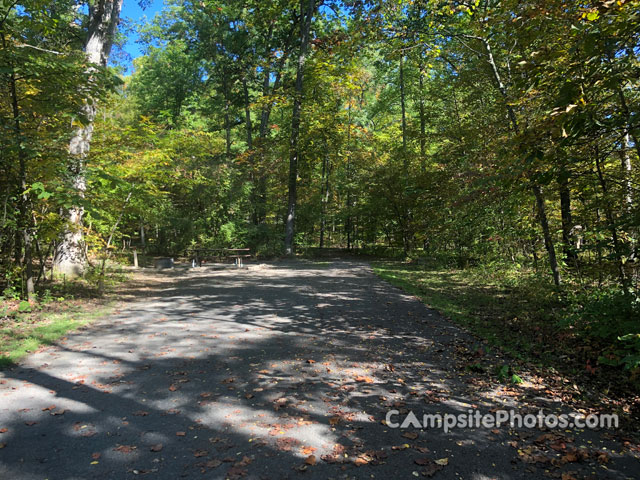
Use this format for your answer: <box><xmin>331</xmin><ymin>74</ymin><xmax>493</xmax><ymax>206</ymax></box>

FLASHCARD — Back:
<box><xmin>53</xmin><ymin>0</ymin><xmax>123</xmax><ymax>276</ymax></box>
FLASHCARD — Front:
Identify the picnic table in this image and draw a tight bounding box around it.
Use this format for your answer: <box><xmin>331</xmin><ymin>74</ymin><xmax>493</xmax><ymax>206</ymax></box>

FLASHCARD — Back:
<box><xmin>187</xmin><ymin>248</ymin><xmax>251</xmax><ymax>267</ymax></box>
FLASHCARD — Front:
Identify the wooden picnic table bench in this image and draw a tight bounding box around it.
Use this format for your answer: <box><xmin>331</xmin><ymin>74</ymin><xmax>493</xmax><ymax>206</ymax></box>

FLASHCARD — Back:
<box><xmin>187</xmin><ymin>248</ymin><xmax>251</xmax><ymax>267</ymax></box>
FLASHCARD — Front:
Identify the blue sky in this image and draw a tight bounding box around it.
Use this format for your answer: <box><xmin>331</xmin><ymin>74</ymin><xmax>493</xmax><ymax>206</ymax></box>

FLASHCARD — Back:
<box><xmin>113</xmin><ymin>1</ymin><xmax>347</xmax><ymax>74</ymax></box>
<box><xmin>115</xmin><ymin>0</ymin><xmax>165</xmax><ymax>73</ymax></box>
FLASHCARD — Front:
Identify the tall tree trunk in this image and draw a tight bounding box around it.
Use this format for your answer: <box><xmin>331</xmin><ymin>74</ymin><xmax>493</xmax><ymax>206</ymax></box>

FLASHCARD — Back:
<box><xmin>533</xmin><ymin>185</ymin><xmax>562</xmax><ymax>286</ymax></box>
<box><xmin>284</xmin><ymin>0</ymin><xmax>315</xmax><ymax>256</ymax></box>
<box><xmin>223</xmin><ymin>70</ymin><xmax>232</xmax><ymax>160</ymax></box>
<box><xmin>619</xmin><ymin>133</ymin><xmax>634</xmax><ymax>215</ymax></box>
<box><xmin>398</xmin><ymin>55</ymin><xmax>411</xmax><ymax>255</ymax></box>
<box><xmin>478</xmin><ymin>34</ymin><xmax>561</xmax><ymax>285</ymax></box>
<box><xmin>6</xmin><ymin>43</ymin><xmax>34</xmax><ymax>300</ymax></box>
<box><xmin>594</xmin><ymin>148</ymin><xmax>629</xmax><ymax>291</ymax></box>
<box><xmin>399</xmin><ymin>55</ymin><xmax>408</xmax><ymax>174</ymax></box>
<box><xmin>254</xmin><ymin>27</ymin><xmax>295</xmax><ymax>225</ymax></box>
<box><xmin>243</xmin><ymin>75</ymin><xmax>253</xmax><ymax>150</ymax></box>
<box><xmin>54</xmin><ymin>0</ymin><xmax>123</xmax><ymax>276</ymax></box>
<box><xmin>618</xmin><ymin>133</ymin><xmax>636</xmax><ymax>258</ymax></box>
<box><xmin>346</xmin><ymin>103</ymin><xmax>352</xmax><ymax>250</ymax></box>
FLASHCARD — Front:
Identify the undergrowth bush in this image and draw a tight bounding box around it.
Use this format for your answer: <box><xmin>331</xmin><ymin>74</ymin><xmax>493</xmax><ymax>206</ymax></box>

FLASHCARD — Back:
<box><xmin>563</xmin><ymin>288</ymin><xmax>640</xmax><ymax>371</ymax></box>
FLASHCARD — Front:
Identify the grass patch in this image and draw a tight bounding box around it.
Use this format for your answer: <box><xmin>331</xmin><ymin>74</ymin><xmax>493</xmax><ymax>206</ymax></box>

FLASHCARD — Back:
<box><xmin>0</xmin><ymin>301</ymin><xmax>117</xmax><ymax>369</ymax></box>
<box><xmin>372</xmin><ymin>260</ymin><xmax>570</xmax><ymax>365</ymax></box>
<box><xmin>372</xmin><ymin>260</ymin><xmax>640</xmax><ymax>397</ymax></box>
<box><xmin>0</xmin><ymin>264</ymin><xmax>131</xmax><ymax>368</ymax></box>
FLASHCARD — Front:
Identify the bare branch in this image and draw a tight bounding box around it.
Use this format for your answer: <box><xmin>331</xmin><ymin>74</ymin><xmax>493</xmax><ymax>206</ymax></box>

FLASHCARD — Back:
<box><xmin>15</xmin><ymin>43</ymin><xmax>64</xmax><ymax>55</ymax></box>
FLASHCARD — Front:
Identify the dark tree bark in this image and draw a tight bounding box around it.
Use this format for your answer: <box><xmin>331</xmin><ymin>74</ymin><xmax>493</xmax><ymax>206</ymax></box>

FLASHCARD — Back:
<box><xmin>478</xmin><ymin>34</ymin><xmax>561</xmax><ymax>285</ymax></box>
<box><xmin>6</xmin><ymin>40</ymin><xmax>34</xmax><ymax>299</ymax></box>
<box><xmin>284</xmin><ymin>0</ymin><xmax>315</xmax><ymax>255</ymax></box>
<box><xmin>346</xmin><ymin>103</ymin><xmax>353</xmax><ymax>250</ymax></box>
<box><xmin>418</xmin><ymin>65</ymin><xmax>427</xmax><ymax>172</ymax></box>
<box><xmin>534</xmin><ymin>186</ymin><xmax>561</xmax><ymax>287</ymax></box>
<box><xmin>223</xmin><ymin>69</ymin><xmax>232</xmax><ymax>160</ymax></box>
<box><xmin>140</xmin><ymin>221</ymin><xmax>146</xmax><ymax>249</ymax></box>
<box><xmin>558</xmin><ymin>171</ymin><xmax>576</xmax><ymax>262</ymax></box>
<box><xmin>243</xmin><ymin>75</ymin><xmax>253</xmax><ymax>150</ymax></box>
<box><xmin>399</xmin><ymin>55</ymin><xmax>408</xmax><ymax>173</ymax></box>
<box><xmin>252</xmin><ymin>24</ymin><xmax>296</xmax><ymax>225</ymax></box>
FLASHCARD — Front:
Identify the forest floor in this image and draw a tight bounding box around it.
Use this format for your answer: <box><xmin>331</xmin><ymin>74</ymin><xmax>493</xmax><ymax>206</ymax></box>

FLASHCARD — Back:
<box><xmin>371</xmin><ymin>261</ymin><xmax>640</xmax><ymax>417</ymax></box>
<box><xmin>0</xmin><ymin>259</ymin><xmax>638</xmax><ymax>479</ymax></box>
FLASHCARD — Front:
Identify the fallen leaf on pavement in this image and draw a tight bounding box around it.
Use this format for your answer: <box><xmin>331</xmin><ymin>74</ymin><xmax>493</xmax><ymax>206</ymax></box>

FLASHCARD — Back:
<box><xmin>301</xmin><ymin>446</ymin><xmax>317</xmax><ymax>455</ymax></box>
<box><xmin>392</xmin><ymin>444</ymin><xmax>410</xmax><ymax>450</ymax></box>
<box><xmin>114</xmin><ymin>445</ymin><xmax>136</xmax><ymax>454</ymax></box>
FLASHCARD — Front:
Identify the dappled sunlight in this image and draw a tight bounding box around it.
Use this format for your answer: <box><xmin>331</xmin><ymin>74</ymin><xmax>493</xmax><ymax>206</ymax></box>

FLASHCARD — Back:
<box><xmin>199</xmin><ymin>400</ymin><xmax>340</xmax><ymax>458</ymax></box>
<box><xmin>1</xmin><ymin>260</ymin><xmax>636</xmax><ymax>479</ymax></box>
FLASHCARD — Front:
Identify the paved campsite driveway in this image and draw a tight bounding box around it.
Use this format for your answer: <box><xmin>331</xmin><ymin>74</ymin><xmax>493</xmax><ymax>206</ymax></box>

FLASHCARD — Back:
<box><xmin>1</xmin><ymin>260</ymin><xmax>638</xmax><ymax>479</ymax></box>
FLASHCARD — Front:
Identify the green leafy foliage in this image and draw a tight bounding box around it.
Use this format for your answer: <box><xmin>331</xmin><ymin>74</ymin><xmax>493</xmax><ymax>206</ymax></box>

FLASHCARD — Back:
<box><xmin>1</xmin><ymin>0</ymin><xmax>638</xmax><ymax>387</ymax></box>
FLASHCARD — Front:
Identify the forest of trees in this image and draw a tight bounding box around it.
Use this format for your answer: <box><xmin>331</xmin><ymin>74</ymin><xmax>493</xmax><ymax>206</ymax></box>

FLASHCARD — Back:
<box><xmin>1</xmin><ymin>2</ymin><xmax>638</xmax><ymax>366</ymax></box>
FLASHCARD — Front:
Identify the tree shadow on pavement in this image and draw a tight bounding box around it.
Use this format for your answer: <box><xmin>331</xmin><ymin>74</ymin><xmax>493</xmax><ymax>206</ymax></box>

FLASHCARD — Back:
<box><xmin>0</xmin><ymin>261</ymin><xmax>637</xmax><ymax>479</ymax></box>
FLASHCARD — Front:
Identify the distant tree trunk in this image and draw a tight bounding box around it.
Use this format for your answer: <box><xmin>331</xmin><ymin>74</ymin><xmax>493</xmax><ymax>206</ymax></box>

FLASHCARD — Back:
<box><xmin>619</xmin><ymin>134</ymin><xmax>634</xmax><ymax>213</ymax></box>
<box><xmin>54</xmin><ymin>0</ymin><xmax>123</xmax><ymax>276</ymax></box>
<box><xmin>243</xmin><ymin>75</ymin><xmax>253</xmax><ymax>150</ymax></box>
<box><xmin>346</xmin><ymin>103</ymin><xmax>353</xmax><ymax>250</ymax></box>
<box><xmin>533</xmin><ymin>186</ymin><xmax>561</xmax><ymax>286</ymax></box>
<box><xmin>223</xmin><ymin>70</ymin><xmax>232</xmax><ymax>160</ymax></box>
<box><xmin>418</xmin><ymin>66</ymin><xmax>427</xmax><ymax>172</ymax></box>
<box><xmin>254</xmin><ymin>27</ymin><xmax>295</xmax><ymax>225</ymax></box>
<box><xmin>558</xmin><ymin>171</ymin><xmax>576</xmax><ymax>262</ymax></box>
<box><xmin>618</xmin><ymin>133</ymin><xmax>636</xmax><ymax>257</ymax></box>
<box><xmin>140</xmin><ymin>221</ymin><xmax>146</xmax><ymax>249</ymax></box>
<box><xmin>399</xmin><ymin>55</ymin><xmax>408</xmax><ymax>173</ymax></box>
<box><xmin>319</xmin><ymin>139</ymin><xmax>331</xmax><ymax>248</ymax></box>
<box><xmin>594</xmin><ymin>148</ymin><xmax>629</xmax><ymax>291</ymax></box>
<box><xmin>284</xmin><ymin>0</ymin><xmax>315</xmax><ymax>255</ymax></box>
<box><xmin>98</xmin><ymin>191</ymin><xmax>131</xmax><ymax>292</ymax></box>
